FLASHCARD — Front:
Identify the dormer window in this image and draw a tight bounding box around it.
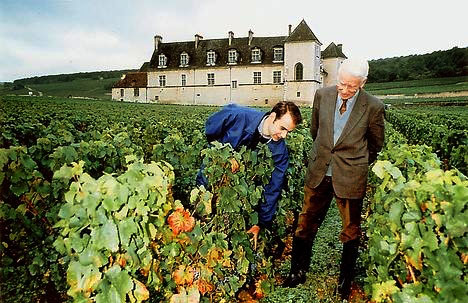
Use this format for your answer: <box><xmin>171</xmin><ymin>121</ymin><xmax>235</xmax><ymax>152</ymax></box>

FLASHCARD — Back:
<box><xmin>251</xmin><ymin>48</ymin><xmax>261</xmax><ymax>63</ymax></box>
<box><xmin>207</xmin><ymin>50</ymin><xmax>216</xmax><ymax>65</ymax></box>
<box><xmin>273</xmin><ymin>47</ymin><xmax>283</xmax><ymax>62</ymax></box>
<box><xmin>158</xmin><ymin>54</ymin><xmax>167</xmax><ymax>68</ymax></box>
<box><xmin>228</xmin><ymin>49</ymin><xmax>238</xmax><ymax>64</ymax></box>
<box><xmin>180</xmin><ymin>52</ymin><xmax>189</xmax><ymax>67</ymax></box>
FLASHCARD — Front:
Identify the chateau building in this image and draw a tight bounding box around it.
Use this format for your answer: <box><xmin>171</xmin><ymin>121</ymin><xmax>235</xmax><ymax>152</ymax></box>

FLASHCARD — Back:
<box><xmin>112</xmin><ymin>20</ymin><xmax>347</xmax><ymax>106</ymax></box>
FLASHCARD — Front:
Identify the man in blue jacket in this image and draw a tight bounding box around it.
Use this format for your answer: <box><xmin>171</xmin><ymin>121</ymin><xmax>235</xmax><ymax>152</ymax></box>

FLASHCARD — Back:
<box><xmin>196</xmin><ymin>101</ymin><xmax>302</xmax><ymax>244</ymax></box>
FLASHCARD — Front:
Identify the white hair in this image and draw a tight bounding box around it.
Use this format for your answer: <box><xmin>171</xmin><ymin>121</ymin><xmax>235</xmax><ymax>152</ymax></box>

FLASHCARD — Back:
<box><xmin>338</xmin><ymin>58</ymin><xmax>369</xmax><ymax>80</ymax></box>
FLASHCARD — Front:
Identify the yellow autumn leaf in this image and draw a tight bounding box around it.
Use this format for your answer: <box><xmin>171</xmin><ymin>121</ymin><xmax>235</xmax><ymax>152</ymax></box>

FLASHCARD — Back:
<box><xmin>134</xmin><ymin>279</ymin><xmax>149</xmax><ymax>301</ymax></box>
<box><xmin>173</xmin><ymin>265</ymin><xmax>195</xmax><ymax>285</ymax></box>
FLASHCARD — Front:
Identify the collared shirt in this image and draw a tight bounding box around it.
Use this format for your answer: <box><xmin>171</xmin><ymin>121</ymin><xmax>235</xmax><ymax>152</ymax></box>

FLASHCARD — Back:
<box><xmin>257</xmin><ymin>115</ymin><xmax>273</xmax><ymax>144</ymax></box>
<box><xmin>326</xmin><ymin>90</ymin><xmax>359</xmax><ymax>176</ymax></box>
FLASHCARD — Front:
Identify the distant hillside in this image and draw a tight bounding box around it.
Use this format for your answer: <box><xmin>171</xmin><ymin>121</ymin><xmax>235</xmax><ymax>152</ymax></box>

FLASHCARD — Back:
<box><xmin>12</xmin><ymin>69</ymin><xmax>136</xmax><ymax>86</ymax></box>
<box><xmin>368</xmin><ymin>46</ymin><xmax>468</xmax><ymax>83</ymax></box>
<box><xmin>365</xmin><ymin>76</ymin><xmax>468</xmax><ymax>96</ymax></box>
<box><xmin>1</xmin><ymin>69</ymin><xmax>136</xmax><ymax>100</ymax></box>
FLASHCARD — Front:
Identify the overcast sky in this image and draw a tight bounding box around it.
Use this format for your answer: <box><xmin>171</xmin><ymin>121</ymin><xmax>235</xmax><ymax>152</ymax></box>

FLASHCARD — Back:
<box><xmin>1</xmin><ymin>0</ymin><xmax>467</xmax><ymax>82</ymax></box>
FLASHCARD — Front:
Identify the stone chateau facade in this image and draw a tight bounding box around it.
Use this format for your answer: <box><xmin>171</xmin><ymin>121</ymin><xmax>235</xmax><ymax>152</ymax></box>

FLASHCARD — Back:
<box><xmin>112</xmin><ymin>20</ymin><xmax>347</xmax><ymax>106</ymax></box>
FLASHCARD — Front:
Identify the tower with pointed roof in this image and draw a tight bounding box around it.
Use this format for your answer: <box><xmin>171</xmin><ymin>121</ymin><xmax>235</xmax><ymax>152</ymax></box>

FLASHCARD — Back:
<box><xmin>321</xmin><ymin>42</ymin><xmax>348</xmax><ymax>87</ymax></box>
<box><xmin>283</xmin><ymin>19</ymin><xmax>322</xmax><ymax>104</ymax></box>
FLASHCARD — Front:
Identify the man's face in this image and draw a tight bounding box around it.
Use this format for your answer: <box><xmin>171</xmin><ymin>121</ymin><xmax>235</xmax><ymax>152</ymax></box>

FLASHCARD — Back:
<box><xmin>268</xmin><ymin>112</ymin><xmax>296</xmax><ymax>141</ymax></box>
<box><xmin>337</xmin><ymin>71</ymin><xmax>366</xmax><ymax>100</ymax></box>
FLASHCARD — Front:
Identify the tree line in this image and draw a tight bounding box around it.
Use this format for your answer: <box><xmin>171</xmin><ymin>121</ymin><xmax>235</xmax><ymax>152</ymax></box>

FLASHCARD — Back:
<box><xmin>367</xmin><ymin>46</ymin><xmax>468</xmax><ymax>83</ymax></box>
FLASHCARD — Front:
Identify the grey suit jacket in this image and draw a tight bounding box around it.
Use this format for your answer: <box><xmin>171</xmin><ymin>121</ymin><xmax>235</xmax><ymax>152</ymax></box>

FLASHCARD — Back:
<box><xmin>305</xmin><ymin>86</ymin><xmax>385</xmax><ymax>199</ymax></box>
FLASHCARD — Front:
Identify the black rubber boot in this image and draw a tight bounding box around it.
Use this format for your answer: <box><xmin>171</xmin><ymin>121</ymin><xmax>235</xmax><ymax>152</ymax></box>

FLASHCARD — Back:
<box><xmin>337</xmin><ymin>239</ymin><xmax>360</xmax><ymax>301</ymax></box>
<box><xmin>283</xmin><ymin>236</ymin><xmax>314</xmax><ymax>288</ymax></box>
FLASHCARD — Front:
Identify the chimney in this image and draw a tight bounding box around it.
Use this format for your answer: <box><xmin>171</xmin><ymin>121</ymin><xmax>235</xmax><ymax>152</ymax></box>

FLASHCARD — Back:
<box><xmin>248</xmin><ymin>30</ymin><xmax>253</xmax><ymax>46</ymax></box>
<box><xmin>288</xmin><ymin>24</ymin><xmax>292</xmax><ymax>36</ymax></box>
<box><xmin>154</xmin><ymin>35</ymin><xmax>162</xmax><ymax>51</ymax></box>
<box><xmin>337</xmin><ymin>44</ymin><xmax>343</xmax><ymax>52</ymax></box>
<box><xmin>195</xmin><ymin>34</ymin><xmax>203</xmax><ymax>49</ymax></box>
<box><xmin>228</xmin><ymin>31</ymin><xmax>234</xmax><ymax>46</ymax></box>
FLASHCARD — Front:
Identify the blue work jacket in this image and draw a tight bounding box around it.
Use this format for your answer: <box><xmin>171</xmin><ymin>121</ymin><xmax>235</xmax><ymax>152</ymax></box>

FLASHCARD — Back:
<box><xmin>196</xmin><ymin>103</ymin><xmax>289</xmax><ymax>227</ymax></box>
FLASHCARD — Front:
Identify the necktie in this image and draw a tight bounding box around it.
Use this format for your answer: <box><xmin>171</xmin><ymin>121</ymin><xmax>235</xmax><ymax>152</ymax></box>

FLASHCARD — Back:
<box><xmin>339</xmin><ymin>99</ymin><xmax>348</xmax><ymax>115</ymax></box>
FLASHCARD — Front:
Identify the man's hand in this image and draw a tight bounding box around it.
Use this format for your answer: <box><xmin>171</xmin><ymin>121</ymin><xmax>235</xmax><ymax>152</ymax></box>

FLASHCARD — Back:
<box><xmin>230</xmin><ymin>158</ymin><xmax>239</xmax><ymax>173</ymax></box>
<box><xmin>247</xmin><ymin>225</ymin><xmax>260</xmax><ymax>250</ymax></box>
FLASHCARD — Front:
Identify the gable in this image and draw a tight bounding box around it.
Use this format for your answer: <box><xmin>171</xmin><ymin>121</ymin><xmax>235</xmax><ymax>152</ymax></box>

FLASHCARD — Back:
<box><xmin>285</xmin><ymin>19</ymin><xmax>320</xmax><ymax>43</ymax></box>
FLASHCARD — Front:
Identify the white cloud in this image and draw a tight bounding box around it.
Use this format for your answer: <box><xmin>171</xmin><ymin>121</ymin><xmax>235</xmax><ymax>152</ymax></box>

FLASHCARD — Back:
<box><xmin>0</xmin><ymin>27</ymin><xmax>144</xmax><ymax>80</ymax></box>
<box><xmin>61</xmin><ymin>29</ymin><xmax>120</xmax><ymax>50</ymax></box>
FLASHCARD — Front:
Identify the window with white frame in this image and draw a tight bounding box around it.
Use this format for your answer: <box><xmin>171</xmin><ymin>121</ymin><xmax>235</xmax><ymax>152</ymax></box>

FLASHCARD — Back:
<box><xmin>181</xmin><ymin>74</ymin><xmax>186</xmax><ymax>86</ymax></box>
<box><xmin>273</xmin><ymin>71</ymin><xmax>282</xmax><ymax>84</ymax></box>
<box><xmin>120</xmin><ymin>89</ymin><xmax>124</xmax><ymax>97</ymax></box>
<box><xmin>207</xmin><ymin>51</ymin><xmax>216</xmax><ymax>65</ymax></box>
<box><xmin>228</xmin><ymin>49</ymin><xmax>237</xmax><ymax>64</ymax></box>
<box><xmin>158</xmin><ymin>54</ymin><xmax>167</xmax><ymax>68</ymax></box>
<box><xmin>232</xmin><ymin>80</ymin><xmax>237</xmax><ymax>89</ymax></box>
<box><xmin>207</xmin><ymin>73</ymin><xmax>215</xmax><ymax>86</ymax></box>
<box><xmin>273</xmin><ymin>48</ymin><xmax>283</xmax><ymax>62</ymax></box>
<box><xmin>159</xmin><ymin>75</ymin><xmax>166</xmax><ymax>87</ymax></box>
<box><xmin>253</xmin><ymin>72</ymin><xmax>261</xmax><ymax>84</ymax></box>
<box><xmin>251</xmin><ymin>49</ymin><xmax>261</xmax><ymax>63</ymax></box>
<box><xmin>134</xmin><ymin>88</ymin><xmax>139</xmax><ymax>97</ymax></box>
<box><xmin>180</xmin><ymin>53</ymin><xmax>189</xmax><ymax>66</ymax></box>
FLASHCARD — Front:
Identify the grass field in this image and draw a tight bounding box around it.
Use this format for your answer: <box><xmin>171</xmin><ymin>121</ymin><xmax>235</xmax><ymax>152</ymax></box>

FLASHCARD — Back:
<box><xmin>382</xmin><ymin>96</ymin><xmax>468</xmax><ymax>105</ymax></box>
<box><xmin>0</xmin><ymin>77</ymin><xmax>121</xmax><ymax>100</ymax></box>
<box><xmin>366</xmin><ymin>76</ymin><xmax>468</xmax><ymax>95</ymax></box>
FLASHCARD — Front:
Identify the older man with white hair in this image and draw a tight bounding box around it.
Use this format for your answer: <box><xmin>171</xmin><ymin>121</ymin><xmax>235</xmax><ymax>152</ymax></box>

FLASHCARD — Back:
<box><xmin>284</xmin><ymin>58</ymin><xmax>385</xmax><ymax>301</ymax></box>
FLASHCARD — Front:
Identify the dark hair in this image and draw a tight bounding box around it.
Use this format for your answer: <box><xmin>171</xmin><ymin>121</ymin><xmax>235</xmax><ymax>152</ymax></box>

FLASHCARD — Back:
<box><xmin>270</xmin><ymin>101</ymin><xmax>302</xmax><ymax>125</ymax></box>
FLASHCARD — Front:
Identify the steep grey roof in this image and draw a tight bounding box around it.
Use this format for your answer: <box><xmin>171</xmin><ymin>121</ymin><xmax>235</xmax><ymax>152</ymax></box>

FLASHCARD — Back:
<box><xmin>321</xmin><ymin>42</ymin><xmax>347</xmax><ymax>59</ymax></box>
<box><xmin>148</xmin><ymin>36</ymin><xmax>287</xmax><ymax>70</ymax></box>
<box><xmin>139</xmin><ymin>62</ymin><xmax>150</xmax><ymax>72</ymax></box>
<box><xmin>113</xmin><ymin>72</ymin><xmax>147</xmax><ymax>88</ymax></box>
<box><xmin>285</xmin><ymin>19</ymin><xmax>320</xmax><ymax>44</ymax></box>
